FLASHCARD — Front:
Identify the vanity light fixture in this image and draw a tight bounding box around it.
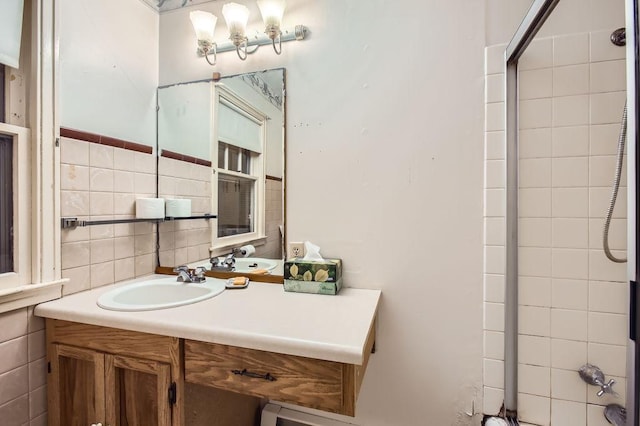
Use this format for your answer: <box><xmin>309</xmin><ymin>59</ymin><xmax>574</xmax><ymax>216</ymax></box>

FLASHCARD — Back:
<box><xmin>191</xmin><ymin>1</ymin><xmax>307</xmax><ymax>66</ymax></box>
<box><xmin>190</xmin><ymin>10</ymin><xmax>218</xmax><ymax>65</ymax></box>
<box><xmin>256</xmin><ymin>0</ymin><xmax>286</xmax><ymax>54</ymax></box>
<box><xmin>222</xmin><ymin>2</ymin><xmax>253</xmax><ymax>60</ymax></box>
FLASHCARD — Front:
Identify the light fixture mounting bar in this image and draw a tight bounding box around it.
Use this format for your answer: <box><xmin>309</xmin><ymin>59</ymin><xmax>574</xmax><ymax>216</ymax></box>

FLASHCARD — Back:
<box><xmin>197</xmin><ymin>25</ymin><xmax>307</xmax><ymax>56</ymax></box>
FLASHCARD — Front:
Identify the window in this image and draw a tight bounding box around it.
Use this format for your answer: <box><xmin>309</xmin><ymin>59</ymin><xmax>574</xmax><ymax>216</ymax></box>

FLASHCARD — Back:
<box><xmin>0</xmin><ymin>123</ymin><xmax>31</xmax><ymax>291</ymax></box>
<box><xmin>0</xmin><ymin>134</ymin><xmax>12</xmax><ymax>273</ymax></box>
<box><xmin>217</xmin><ymin>142</ymin><xmax>257</xmax><ymax>238</ymax></box>
<box><xmin>0</xmin><ymin>0</ymin><xmax>62</xmax><ymax>312</ymax></box>
<box><xmin>212</xmin><ymin>87</ymin><xmax>266</xmax><ymax>251</ymax></box>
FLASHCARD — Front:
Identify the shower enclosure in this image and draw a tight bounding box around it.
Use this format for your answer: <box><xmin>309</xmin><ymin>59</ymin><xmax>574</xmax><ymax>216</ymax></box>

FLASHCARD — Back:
<box><xmin>483</xmin><ymin>0</ymin><xmax>639</xmax><ymax>424</ymax></box>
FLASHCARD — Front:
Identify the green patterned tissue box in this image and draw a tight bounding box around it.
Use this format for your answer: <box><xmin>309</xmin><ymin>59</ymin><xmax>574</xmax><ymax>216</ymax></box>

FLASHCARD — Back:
<box><xmin>283</xmin><ymin>258</ymin><xmax>342</xmax><ymax>295</ymax></box>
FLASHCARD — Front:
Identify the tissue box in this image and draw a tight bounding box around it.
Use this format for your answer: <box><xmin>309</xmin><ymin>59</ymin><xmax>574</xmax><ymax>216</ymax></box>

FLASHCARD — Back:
<box><xmin>283</xmin><ymin>258</ymin><xmax>342</xmax><ymax>295</ymax></box>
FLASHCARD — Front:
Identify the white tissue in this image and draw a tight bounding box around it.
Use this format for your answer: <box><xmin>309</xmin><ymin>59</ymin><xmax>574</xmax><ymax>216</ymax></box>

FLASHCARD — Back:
<box><xmin>303</xmin><ymin>241</ymin><xmax>324</xmax><ymax>261</ymax></box>
<box><xmin>165</xmin><ymin>198</ymin><xmax>192</xmax><ymax>217</ymax></box>
<box><xmin>135</xmin><ymin>198</ymin><xmax>165</xmax><ymax>219</ymax></box>
<box><xmin>238</xmin><ymin>244</ymin><xmax>256</xmax><ymax>257</ymax></box>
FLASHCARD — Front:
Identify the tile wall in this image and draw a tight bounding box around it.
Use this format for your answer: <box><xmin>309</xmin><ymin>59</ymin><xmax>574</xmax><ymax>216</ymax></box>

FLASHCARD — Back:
<box><xmin>158</xmin><ymin>155</ymin><xmax>212</xmax><ymax>267</ymax></box>
<box><xmin>60</xmin><ymin>136</ymin><xmax>158</xmax><ymax>295</ymax></box>
<box><xmin>0</xmin><ymin>307</ymin><xmax>47</xmax><ymax>426</ymax></box>
<box><xmin>259</xmin><ymin>178</ymin><xmax>284</xmax><ymax>259</ymax></box>
<box><xmin>484</xmin><ymin>30</ymin><xmax>628</xmax><ymax>425</ymax></box>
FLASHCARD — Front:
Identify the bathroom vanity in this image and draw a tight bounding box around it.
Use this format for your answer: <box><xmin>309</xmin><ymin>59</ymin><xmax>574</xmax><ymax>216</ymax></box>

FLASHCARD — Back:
<box><xmin>35</xmin><ymin>276</ymin><xmax>380</xmax><ymax>426</ymax></box>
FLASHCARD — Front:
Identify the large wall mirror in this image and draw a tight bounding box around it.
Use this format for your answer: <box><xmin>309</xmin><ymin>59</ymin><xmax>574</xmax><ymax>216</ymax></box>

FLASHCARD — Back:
<box><xmin>156</xmin><ymin>68</ymin><xmax>286</xmax><ymax>277</ymax></box>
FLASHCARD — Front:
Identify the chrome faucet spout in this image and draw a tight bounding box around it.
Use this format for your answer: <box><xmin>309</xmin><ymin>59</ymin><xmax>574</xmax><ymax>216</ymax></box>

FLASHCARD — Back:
<box><xmin>173</xmin><ymin>265</ymin><xmax>206</xmax><ymax>283</ymax></box>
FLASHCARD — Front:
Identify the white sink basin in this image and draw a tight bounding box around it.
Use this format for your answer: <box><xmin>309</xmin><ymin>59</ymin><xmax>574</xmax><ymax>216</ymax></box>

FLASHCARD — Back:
<box><xmin>97</xmin><ymin>277</ymin><xmax>226</xmax><ymax>311</ymax></box>
<box><xmin>231</xmin><ymin>258</ymin><xmax>279</xmax><ymax>273</ymax></box>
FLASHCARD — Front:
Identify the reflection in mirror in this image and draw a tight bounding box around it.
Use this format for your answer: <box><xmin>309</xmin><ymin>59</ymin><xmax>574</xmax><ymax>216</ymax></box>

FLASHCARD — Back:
<box><xmin>157</xmin><ymin>68</ymin><xmax>285</xmax><ymax>276</ymax></box>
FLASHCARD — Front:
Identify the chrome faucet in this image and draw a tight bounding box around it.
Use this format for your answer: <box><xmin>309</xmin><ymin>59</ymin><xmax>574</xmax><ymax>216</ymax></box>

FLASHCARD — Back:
<box><xmin>210</xmin><ymin>255</ymin><xmax>235</xmax><ymax>271</ymax></box>
<box><xmin>173</xmin><ymin>266</ymin><xmax>206</xmax><ymax>283</ymax></box>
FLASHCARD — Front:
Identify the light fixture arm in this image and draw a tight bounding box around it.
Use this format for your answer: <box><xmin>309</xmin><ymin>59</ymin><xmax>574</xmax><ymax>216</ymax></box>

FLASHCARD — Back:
<box><xmin>272</xmin><ymin>34</ymin><xmax>282</xmax><ymax>54</ymax></box>
<box><xmin>198</xmin><ymin>41</ymin><xmax>218</xmax><ymax>66</ymax></box>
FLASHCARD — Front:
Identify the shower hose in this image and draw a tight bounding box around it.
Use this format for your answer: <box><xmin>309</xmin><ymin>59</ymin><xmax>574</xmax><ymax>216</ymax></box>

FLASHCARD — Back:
<box><xmin>603</xmin><ymin>103</ymin><xmax>627</xmax><ymax>263</ymax></box>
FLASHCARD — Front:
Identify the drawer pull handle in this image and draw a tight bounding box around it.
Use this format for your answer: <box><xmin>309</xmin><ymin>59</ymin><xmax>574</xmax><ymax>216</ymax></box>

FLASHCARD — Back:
<box><xmin>231</xmin><ymin>368</ymin><xmax>277</xmax><ymax>381</ymax></box>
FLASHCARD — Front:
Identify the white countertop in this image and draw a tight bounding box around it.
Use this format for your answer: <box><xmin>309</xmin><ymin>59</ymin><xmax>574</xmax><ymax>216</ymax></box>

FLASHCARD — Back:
<box><xmin>34</xmin><ymin>275</ymin><xmax>381</xmax><ymax>365</ymax></box>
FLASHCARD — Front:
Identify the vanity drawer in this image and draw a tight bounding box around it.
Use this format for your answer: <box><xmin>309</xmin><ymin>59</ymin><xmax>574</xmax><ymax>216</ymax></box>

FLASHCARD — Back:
<box><xmin>184</xmin><ymin>340</ymin><xmax>349</xmax><ymax>414</ymax></box>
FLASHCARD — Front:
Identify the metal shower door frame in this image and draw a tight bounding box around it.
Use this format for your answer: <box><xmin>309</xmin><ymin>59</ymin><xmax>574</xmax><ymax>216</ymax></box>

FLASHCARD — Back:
<box><xmin>503</xmin><ymin>0</ymin><xmax>560</xmax><ymax>416</ymax></box>
<box><xmin>625</xmin><ymin>1</ymin><xmax>639</xmax><ymax>425</ymax></box>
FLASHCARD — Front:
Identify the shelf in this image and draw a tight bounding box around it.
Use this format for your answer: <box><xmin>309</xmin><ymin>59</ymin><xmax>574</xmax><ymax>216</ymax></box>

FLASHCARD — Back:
<box><xmin>61</xmin><ymin>214</ymin><xmax>216</xmax><ymax>229</ymax></box>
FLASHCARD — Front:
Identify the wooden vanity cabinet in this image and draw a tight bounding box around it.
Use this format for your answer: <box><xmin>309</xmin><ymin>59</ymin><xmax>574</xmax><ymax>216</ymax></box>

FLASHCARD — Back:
<box><xmin>46</xmin><ymin>320</ymin><xmax>184</xmax><ymax>426</ymax></box>
<box><xmin>46</xmin><ymin>316</ymin><xmax>376</xmax><ymax>424</ymax></box>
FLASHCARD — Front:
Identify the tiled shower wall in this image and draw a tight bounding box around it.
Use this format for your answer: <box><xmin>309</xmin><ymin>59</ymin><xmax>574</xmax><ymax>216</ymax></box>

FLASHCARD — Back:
<box><xmin>158</xmin><ymin>156</ymin><xmax>212</xmax><ymax>266</ymax></box>
<box><xmin>483</xmin><ymin>31</ymin><xmax>628</xmax><ymax>426</ymax></box>
<box><xmin>259</xmin><ymin>177</ymin><xmax>284</xmax><ymax>259</ymax></box>
<box><xmin>0</xmin><ymin>307</ymin><xmax>47</xmax><ymax>426</ymax></box>
<box><xmin>60</xmin><ymin>136</ymin><xmax>158</xmax><ymax>295</ymax></box>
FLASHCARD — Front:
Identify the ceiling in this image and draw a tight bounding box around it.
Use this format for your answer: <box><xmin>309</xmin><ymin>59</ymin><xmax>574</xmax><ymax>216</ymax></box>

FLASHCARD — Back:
<box><xmin>140</xmin><ymin>0</ymin><xmax>216</xmax><ymax>13</ymax></box>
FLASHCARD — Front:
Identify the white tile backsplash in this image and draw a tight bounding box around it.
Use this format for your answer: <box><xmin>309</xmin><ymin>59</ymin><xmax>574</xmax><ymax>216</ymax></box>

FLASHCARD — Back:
<box><xmin>551</xmin><ymin>368</ymin><xmax>587</xmax><ymax>402</ymax></box>
<box><xmin>588</xmin><ymin>280</ymin><xmax>627</xmax><ymax>314</ymax></box>
<box><xmin>520</xmin><ymin>99</ymin><xmax>552</xmax><ymax>129</ymax></box>
<box><xmin>553</xmin><ymin>33</ymin><xmax>589</xmax><ymax>67</ymax></box>
<box><xmin>520</xmin><ymin>276</ymin><xmax>551</xmax><ymax>307</ymax></box>
<box><xmin>518</xmin><ymin>393</ymin><xmax>550</xmax><ymax>426</ymax></box>
<box><xmin>588</xmin><ymin>312</ymin><xmax>627</xmax><ymax>345</ymax></box>
<box><xmin>520</xmin><ymin>128</ymin><xmax>552</xmax><ymax>158</ymax></box>
<box><xmin>552</xmin><ymin>218</ymin><xmax>589</xmax><ymax>249</ymax></box>
<box><xmin>520</xmin><ymin>158</ymin><xmax>551</xmax><ymax>188</ymax></box>
<box><xmin>486</xmin><ymin>73</ymin><xmax>505</xmax><ymax>103</ymax></box>
<box><xmin>552</xmin><ymin>95</ymin><xmax>589</xmax><ymax>127</ymax></box>
<box><xmin>519</xmin><ymin>38</ymin><xmax>553</xmax><ymax>71</ymax></box>
<box><xmin>551</xmin><ymin>126</ymin><xmax>589</xmax><ymax>157</ymax></box>
<box><xmin>590</xmin><ymin>60</ymin><xmax>626</xmax><ymax>93</ymax></box>
<box><xmin>519</xmin><ymin>364</ymin><xmax>551</xmax><ymax>397</ymax></box>
<box><xmin>553</xmin><ymin>64</ymin><xmax>589</xmax><ymax>97</ymax></box>
<box><xmin>551</xmin><ymin>399</ymin><xmax>586</xmax><ymax>425</ymax></box>
<box><xmin>485</xmin><ymin>44</ymin><xmax>506</xmax><ymax>75</ymax></box>
<box><xmin>590</xmin><ymin>30</ymin><xmax>626</xmax><ymax>63</ymax></box>
<box><xmin>588</xmin><ymin>342</ymin><xmax>626</xmax><ymax>378</ymax></box>
<box><xmin>551</xmin><ymin>309</ymin><xmax>588</xmax><ymax>341</ymax></box>
<box><xmin>551</xmin><ymin>279</ymin><xmax>588</xmax><ymax>310</ymax></box>
<box><xmin>484</xmin><ymin>331</ymin><xmax>505</xmax><ymax>361</ymax></box>
<box><xmin>552</xmin><ymin>188</ymin><xmax>589</xmax><ymax>218</ymax></box>
<box><xmin>520</xmin><ymin>306</ymin><xmax>551</xmax><ymax>337</ymax></box>
<box><xmin>520</xmin><ymin>68</ymin><xmax>553</xmax><ymax>100</ymax></box>
<box><xmin>520</xmin><ymin>188</ymin><xmax>552</xmax><ymax>218</ymax></box>
<box><xmin>485</xmin><ymin>131</ymin><xmax>505</xmax><ymax>160</ymax></box>
<box><xmin>519</xmin><ymin>335</ymin><xmax>551</xmax><ymax>367</ymax></box>
<box><xmin>551</xmin><ymin>338</ymin><xmax>587</xmax><ymax>371</ymax></box>
<box><xmin>520</xmin><ymin>218</ymin><xmax>552</xmax><ymax>248</ymax></box>
<box><xmin>590</xmin><ymin>91</ymin><xmax>627</xmax><ymax>125</ymax></box>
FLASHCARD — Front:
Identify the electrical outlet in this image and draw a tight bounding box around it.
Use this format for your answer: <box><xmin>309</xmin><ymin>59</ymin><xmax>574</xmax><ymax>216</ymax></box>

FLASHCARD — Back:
<box><xmin>288</xmin><ymin>242</ymin><xmax>304</xmax><ymax>259</ymax></box>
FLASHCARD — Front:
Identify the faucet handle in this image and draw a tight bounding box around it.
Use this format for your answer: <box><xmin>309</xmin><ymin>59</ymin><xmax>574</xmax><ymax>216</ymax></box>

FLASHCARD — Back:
<box><xmin>194</xmin><ymin>266</ymin><xmax>207</xmax><ymax>279</ymax></box>
<box><xmin>210</xmin><ymin>257</ymin><xmax>219</xmax><ymax>267</ymax></box>
<box><xmin>597</xmin><ymin>378</ymin><xmax>618</xmax><ymax>397</ymax></box>
<box><xmin>173</xmin><ymin>265</ymin><xmax>189</xmax><ymax>273</ymax></box>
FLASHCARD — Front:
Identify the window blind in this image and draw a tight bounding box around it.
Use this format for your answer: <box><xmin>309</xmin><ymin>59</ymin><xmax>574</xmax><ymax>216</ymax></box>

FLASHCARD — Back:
<box><xmin>218</xmin><ymin>102</ymin><xmax>262</xmax><ymax>153</ymax></box>
<box><xmin>0</xmin><ymin>0</ymin><xmax>24</xmax><ymax>69</ymax></box>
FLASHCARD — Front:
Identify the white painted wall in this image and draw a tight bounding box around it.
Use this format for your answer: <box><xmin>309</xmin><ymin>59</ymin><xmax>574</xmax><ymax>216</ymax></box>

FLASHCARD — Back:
<box><xmin>59</xmin><ymin>0</ymin><xmax>158</xmax><ymax>147</ymax></box>
<box><xmin>160</xmin><ymin>1</ymin><xmax>486</xmax><ymax>425</ymax></box>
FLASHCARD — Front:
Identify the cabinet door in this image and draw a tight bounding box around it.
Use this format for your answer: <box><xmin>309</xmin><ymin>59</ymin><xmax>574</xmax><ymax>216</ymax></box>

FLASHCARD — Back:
<box><xmin>105</xmin><ymin>354</ymin><xmax>172</xmax><ymax>426</ymax></box>
<box><xmin>48</xmin><ymin>344</ymin><xmax>106</xmax><ymax>426</ymax></box>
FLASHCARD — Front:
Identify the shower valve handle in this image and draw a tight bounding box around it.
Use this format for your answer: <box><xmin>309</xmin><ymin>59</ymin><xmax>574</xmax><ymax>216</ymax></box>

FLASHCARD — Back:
<box><xmin>596</xmin><ymin>378</ymin><xmax>617</xmax><ymax>397</ymax></box>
